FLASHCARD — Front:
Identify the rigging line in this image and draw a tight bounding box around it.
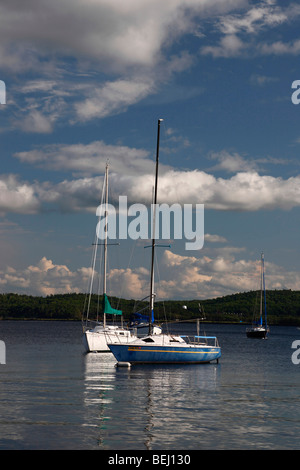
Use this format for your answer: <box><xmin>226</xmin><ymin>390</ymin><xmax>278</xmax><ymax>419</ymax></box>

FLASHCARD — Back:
<box><xmin>85</xmin><ymin>170</ymin><xmax>106</xmax><ymax>322</ymax></box>
<box><xmin>153</xmin><ymin>247</ymin><xmax>170</xmax><ymax>334</ymax></box>
<box><xmin>114</xmin><ymin>237</ymin><xmax>121</xmax><ymax>311</ymax></box>
<box><xmin>116</xmin><ymin>238</ymin><xmax>137</xmax><ymax>310</ymax></box>
<box><xmin>82</xmin><ymin>232</ymin><xmax>96</xmax><ymax>313</ymax></box>
<box><xmin>115</xmin><ymin>179</ymin><xmax>152</xmax><ymax>310</ymax></box>
<box><xmin>159</xmin><ymin>121</ymin><xmax>208</xmax><ymax>311</ymax></box>
<box><xmin>85</xmin><ymin>231</ymin><xmax>98</xmax><ymax>322</ymax></box>
<box><xmin>105</xmin><ymin>250</ymin><xmax>121</xmax><ymax>324</ymax></box>
<box><xmin>101</xmin><ymin>164</ymin><xmax>121</xmax><ymax>323</ymax></box>
<box><xmin>96</xmin><ymin>243</ymin><xmax>104</xmax><ymax>322</ymax></box>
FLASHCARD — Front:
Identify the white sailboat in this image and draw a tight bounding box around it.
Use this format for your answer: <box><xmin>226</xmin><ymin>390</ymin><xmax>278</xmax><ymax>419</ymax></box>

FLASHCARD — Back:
<box><xmin>82</xmin><ymin>163</ymin><xmax>137</xmax><ymax>353</ymax></box>
<box><xmin>108</xmin><ymin>119</ymin><xmax>221</xmax><ymax>365</ymax></box>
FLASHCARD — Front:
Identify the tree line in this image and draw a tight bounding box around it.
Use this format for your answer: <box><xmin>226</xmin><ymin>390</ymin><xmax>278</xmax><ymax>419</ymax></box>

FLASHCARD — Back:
<box><xmin>0</xmin><ymin>289</ymin><xmax>299</xmax><ymax>325</ymax></box>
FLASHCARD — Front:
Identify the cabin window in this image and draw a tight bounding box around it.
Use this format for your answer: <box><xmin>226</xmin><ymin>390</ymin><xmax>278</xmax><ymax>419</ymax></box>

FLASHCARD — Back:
<box><xmin>142</xmin><ymin>337</ymin><xmax>155</xmax><ymax>343</ymax></box>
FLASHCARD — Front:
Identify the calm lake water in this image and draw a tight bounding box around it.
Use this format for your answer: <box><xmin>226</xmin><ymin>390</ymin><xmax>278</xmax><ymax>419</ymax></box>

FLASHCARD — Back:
<box><xmin>0</xmin><ymin>321</ymin><xmax>299</xmax><ymax>450</ymax></box>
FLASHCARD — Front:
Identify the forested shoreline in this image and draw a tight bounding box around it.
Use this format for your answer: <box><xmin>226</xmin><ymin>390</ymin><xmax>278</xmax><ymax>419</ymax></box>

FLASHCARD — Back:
<box><xmin>0</xmin><ymin>289</ymin><xmax>299</xmax><ymax>325</ymax></box>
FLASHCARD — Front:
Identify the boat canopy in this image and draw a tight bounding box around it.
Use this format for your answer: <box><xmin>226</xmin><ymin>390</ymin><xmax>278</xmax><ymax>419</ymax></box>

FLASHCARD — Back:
<box><xmin>103</xmin><ymin>294</ymin><xmax>122</xmax><ymax>316</ymax></box>
<box><xmin>130</xmin><ymin>310</ymin><xmax>154</xmax><ymax>325</ymax></box>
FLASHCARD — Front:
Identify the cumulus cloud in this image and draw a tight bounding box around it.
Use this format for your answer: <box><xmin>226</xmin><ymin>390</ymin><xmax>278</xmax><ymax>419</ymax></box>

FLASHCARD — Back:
<box><xmin>0</xmin><ymin>255</ymin><xmax>148</xmax><ymax>298</ymax></box>
<box><xmin>2</xmin><ymin>166</ymin><xmax>300</xmax><ymax>214</ymax></box>
<box><xmin>150</xmin><ymin>250</ymin><xmax>300</xmax><ymax>300</ymax></box>
<box><xmin>111</xmin><ymin>169</ymin><xmax>300</xmax><ymax>211</ymax></box>
<box><xmin>2</xmin><ymin>250</ymin><xmax>300</xmax><ymax>299</ymax></box>
<box><xmin>0</xmin><ymin>257</ymin><xmax>92</xmax><ymax>296</ymax></box>
<box><xmin>0</xmin><ymin>175</ymin><xmax>40</xmax><ymax>215</ymax></box>
<box><xmin>107</xmin><ymin>267</ymin><xmax>149</xmax><ymax>300</ymax></box>
<box><xmin>0</xmin><ymin>0</ymin><xmax>245</xmax><ymax>72</ymax></box>
<box><xmin>38</xmin><ymin>168</ymin><xmax>300</xmax><ymax>213</ymax></box>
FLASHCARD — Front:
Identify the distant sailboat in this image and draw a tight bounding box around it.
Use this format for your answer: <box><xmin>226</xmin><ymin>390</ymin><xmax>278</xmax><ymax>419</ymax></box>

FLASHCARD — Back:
<box><xmin>246</xmin><ymin>253</ymin><xmax>269</xmax><ymax>339</ymax></box>
<box><xmin>108</xmin><ymin>119</ymin><xmax>221</xmax><ymax>365</ymax></box>
<box><xmin>82</xmin><ymin>163</ymin><xmax>137</xmax><ymax>352</ymax></box>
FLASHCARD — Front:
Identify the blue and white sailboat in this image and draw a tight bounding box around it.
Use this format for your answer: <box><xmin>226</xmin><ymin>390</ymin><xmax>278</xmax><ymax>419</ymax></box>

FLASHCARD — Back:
<box><xmin>246</xmin><ymin>252</ymin><xmax>269</xmax><ymax>339</ymax></box>
<box><xmin>108</xmin><ymin>119</ymin><xmax>221</xmax><ymax>364</ymax></box>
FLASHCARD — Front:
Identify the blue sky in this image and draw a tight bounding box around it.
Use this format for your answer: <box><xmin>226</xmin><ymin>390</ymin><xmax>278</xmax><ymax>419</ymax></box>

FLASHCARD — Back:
<box><xmin>0</xmin><ymin>0</ymin><xmax>300</xmax><ymax>300</ymax></box>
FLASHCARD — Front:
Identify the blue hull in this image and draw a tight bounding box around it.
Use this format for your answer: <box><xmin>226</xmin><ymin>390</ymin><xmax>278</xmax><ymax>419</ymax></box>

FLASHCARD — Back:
<box><xmin>108</xmin><ymin>343</ymin><xmax>221</xmax><ymax>364</ymax></box>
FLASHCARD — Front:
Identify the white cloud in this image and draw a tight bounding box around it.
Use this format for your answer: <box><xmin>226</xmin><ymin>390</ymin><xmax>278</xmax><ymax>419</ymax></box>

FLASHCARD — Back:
<box><xmin>74</xmin><ymin>78</ymin><xmax>155</xmax><ymax>121</ymax></box>
<box><xmin>201</xmin><ymin>1</ymin><xmax>300</xmax><ymax>58</ymax></box>
<box><xmin>259</xmin><ymin>39</ymin><xmax>300</xmax><ymax>55</ymax></box>
<box><xmin>3</xmin><ymin>165</ymin><xmax>300</xmax><ymax>214</ymax></box>
<box><xmin>201</xmin><ymin>34</ymin><xmax>245</xmax><ymax>58</ymax></box>
<box><xmin>0</xmin><ymin>175</ymin><xmax>40</xmax><ymax>215</ymax></box>
<box><xmin>14</xmin><ymin>140</ymin><xmax>153</xmax><ymax>176</ymax></box>
<box><xmin>0</xmin><ymin>0</ymin><xmax>245</xmax><ymax>72</ymax></box>
<box><xmin>217</xmin><ymin>2</ymin><xmax>287</xmax><ymax>36</ymax></box>
<box><xmin>11</xmin><ymin>79</ymin><xmax>75</xmax><ymax>133</ymax></box>
<box><xmin>8</xmin><ymin>55</ymin><xmax>193</xmax><ymax>131</ymax></box>
<box><xmin>107</xmin><ymin>267</ymin><xmax>149</xmax><ymax>300</ymax></box>
<box><xmin>18</xmin><ymin>110</ymin><xmax>54</xmax><ymax>134</ymax></box>
<box><xmin>205</xmin><ymin>234</ymin><xmax>227</xmax><ymax>243</ymax></box>
<box><xmin>152</xmin><ymin>250</ymin><xmax>300</xmax><ymax>300</ymax></box>
<box><xmin>208</xmin><ymin>150</ymin><xmax>258</xmax><ymax>173</ymax></box>
<box><xmin>2</xmin><ymin>248</ymin><xmax>300</xmax><ymax>300</ymax></box>
<box><xmin>1</xmin><ymin>0</ymin><xmax>246</xmax><ymax>130</ymax></box>
<box><xmin>0</xmin><ymin>251</ymin><xmax>251</xmax><ymax>298</ymax></box>
<box><xmin>3</xmin><ymin>0</ymin><xmax>300</xmax><ymax>135</ymax></box>
<box><xmin>0</xmin><ymin>256</ymin><xmax>92</xmax><ymax>296</ymax></box>
<box><xmin>112</xmin><ymin>169</ymin><xmax>300</xmax><ymax>211</ymax></box>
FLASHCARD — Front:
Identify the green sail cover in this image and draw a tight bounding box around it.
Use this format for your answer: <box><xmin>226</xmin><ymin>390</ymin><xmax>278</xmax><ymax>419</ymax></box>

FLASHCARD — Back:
<box><xmin>103</xmin><ymin>294</ymin><xmax>122</xmax><ymax>315</ymax></box>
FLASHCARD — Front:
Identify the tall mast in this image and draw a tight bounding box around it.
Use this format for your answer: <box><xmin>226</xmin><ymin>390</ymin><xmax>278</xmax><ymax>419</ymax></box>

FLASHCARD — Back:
<box><xmin>149</xmin><ymin>119</ymin><xmax>163</xmax><ymax>334</ymax></box>
<box><xmin>262</xmin><ymin>252</ymin><xmax>267</xmax><ymax>328</ymax></box>
<box><xmin>259</xmin><ymin>252</ymin><xmax>263</xmax><ymax>325</ymax></box>
<box><xmin>259</xmin><ymin>252</ymin><xmax>267</xmax><ymax>328</ymax></box>
<box><xmin>103</xmin><ymin>162</ymin><xmax>108</xmax><ymax>327</ymax></box>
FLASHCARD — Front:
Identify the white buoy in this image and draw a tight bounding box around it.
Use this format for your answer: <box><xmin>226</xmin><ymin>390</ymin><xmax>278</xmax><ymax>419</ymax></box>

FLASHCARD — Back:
<box><xmin>116</xmin><ymin>362</ymin><xmax>131</xmax><ymax>368</ymax></box>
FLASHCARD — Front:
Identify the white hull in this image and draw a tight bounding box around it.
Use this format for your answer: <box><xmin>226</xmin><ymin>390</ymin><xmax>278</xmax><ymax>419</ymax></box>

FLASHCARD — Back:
<box><xmin>83</xmin><ymin>325</ymin><xmax>136</xmax><ymax>353</ymax></box>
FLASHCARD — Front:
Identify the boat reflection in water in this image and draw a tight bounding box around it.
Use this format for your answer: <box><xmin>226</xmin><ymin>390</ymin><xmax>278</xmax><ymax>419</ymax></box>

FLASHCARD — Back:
<box><xmin>83</xmin><ymin>351</ymin><xmax>219</xmax><ymax>449</ymax></box>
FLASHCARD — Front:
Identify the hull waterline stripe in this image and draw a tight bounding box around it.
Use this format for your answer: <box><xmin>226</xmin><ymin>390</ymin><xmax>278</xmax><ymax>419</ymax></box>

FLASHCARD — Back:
<box><xmin>127</xmin><ymin>347</ymin><xmax>219</xmax><ymax>354</ymax></box>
